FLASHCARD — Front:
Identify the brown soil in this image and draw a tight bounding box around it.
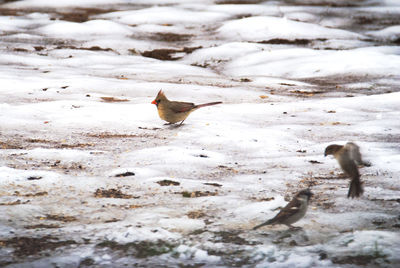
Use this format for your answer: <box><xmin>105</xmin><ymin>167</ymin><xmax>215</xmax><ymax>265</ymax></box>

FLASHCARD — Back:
<box><xmin>94</xmin><ymin>188</ymin><xmax>134</xmax><ymax>199</ymax></box>
<box><xmin>140</xmin><ymin>46</ymin><xmax>202</xmax><ymax>61</ymax></box>
<box><xmin>0</xmin><ymin>236</ymin><xmax>76</xmax><ymax>257</ymax></box>
<box><xmin>156</xmin><ymin>180</ymin><xmax>180</xmax><ymax>186</ymax></box>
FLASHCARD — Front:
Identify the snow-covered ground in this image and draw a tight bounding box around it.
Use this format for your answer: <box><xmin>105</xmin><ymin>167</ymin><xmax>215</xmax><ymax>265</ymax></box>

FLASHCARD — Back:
<box><xmin>1</xmin><ymin>0</ymin><xmax>399</xmax><ymax>267</ymax></box>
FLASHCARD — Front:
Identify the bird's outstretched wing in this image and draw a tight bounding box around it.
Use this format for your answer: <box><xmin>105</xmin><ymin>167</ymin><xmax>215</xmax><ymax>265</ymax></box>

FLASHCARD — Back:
<box><xmin>345</xmin><ymin>142</ymin><xmax>371</xmax><ymax>167</ymax></box>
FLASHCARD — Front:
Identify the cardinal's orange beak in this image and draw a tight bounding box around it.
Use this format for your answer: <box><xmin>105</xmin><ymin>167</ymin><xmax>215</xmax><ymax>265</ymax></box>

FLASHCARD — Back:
<box><xmin>151</xmin><ymin>100</ymin><xmax>157</xmax><ymax>105</ymax></box>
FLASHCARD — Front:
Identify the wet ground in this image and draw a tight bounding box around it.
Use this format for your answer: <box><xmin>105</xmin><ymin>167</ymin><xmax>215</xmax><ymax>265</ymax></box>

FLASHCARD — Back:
<box><xmin>1</xmin><ymin>0</ymin><xmax>400</xmax><ymax>267</ymax></box>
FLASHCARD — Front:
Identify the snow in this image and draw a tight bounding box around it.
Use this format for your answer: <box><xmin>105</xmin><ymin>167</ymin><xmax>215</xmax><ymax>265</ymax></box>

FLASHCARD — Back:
<box><xmin>218</xmin><ymin>16</ymin><xmax>363</xmax><ymax>42</ymax></box>
<box><xmin>1</xmin><ymin>0</ymin><xmax>400</xmax><ymax>267</ymax></box>
<box><xmin>223</xmin><ymin>46</ymin><xmax>400</xmax><ymax>78</ymax></box>
<box><xmin>175</xmin><ymin>244</ymin><xmax>221</xmax><ymax>263</ymax></box>
<box><xmin>3</xmin><ymin>0</ymin><xmax>129</xmax><ymax>8</ymax></box>
<box><xmin>38</xmin><ymin>20</ymin><xmax>134</xmax><ymax>38</ymax></box>
<box><xmin>367</xmin><ymin>25</ymin><xmax>400</xmax><ymax>41</ymax></box>
<box><xmin>99</xmin><ymin>6</ymin><xmax>229</xmax><ymax>26</ymax></box>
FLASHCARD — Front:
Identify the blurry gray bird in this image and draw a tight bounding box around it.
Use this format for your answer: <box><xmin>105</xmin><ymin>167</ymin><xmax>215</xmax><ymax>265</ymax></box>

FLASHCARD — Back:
<box><xmin>324</xmin><ymin>142</ymin><xmax>369</xmax><ymax>198</ymax></box>
<box><xmin>253</xmin><ymin>189</ymin><xmax>313</xmax><ymax>230</ymax></box>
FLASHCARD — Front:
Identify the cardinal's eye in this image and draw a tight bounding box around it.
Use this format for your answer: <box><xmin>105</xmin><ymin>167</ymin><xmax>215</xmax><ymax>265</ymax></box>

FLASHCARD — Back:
<box><xmin>157</xmin><ymin>100</ymin><xmax>161</xmax><ymax>104</ymax></box>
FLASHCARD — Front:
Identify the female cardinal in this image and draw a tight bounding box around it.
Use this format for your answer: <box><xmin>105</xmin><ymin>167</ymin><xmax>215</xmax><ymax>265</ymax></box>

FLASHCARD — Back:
<box><xmin>253</xmin><ymin>189</ymin><xmax>313</xmax><ymax>230</ymax></box>
<box><xmin>324</xmin><ymin>142</ymin><xmax>366</xmax><ymax>198</ymax></box>
<box><xmin>151</xmin><ymin>90</ymin><xmax>222</xmax><ymax>125</ymax></box>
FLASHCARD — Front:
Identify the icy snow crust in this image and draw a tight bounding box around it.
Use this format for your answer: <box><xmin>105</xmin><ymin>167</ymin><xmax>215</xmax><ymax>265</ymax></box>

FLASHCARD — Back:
<box><xmin>0</xmin><ymin>0</ymin><xmax>399</xmax><ymax>267</ymax></box>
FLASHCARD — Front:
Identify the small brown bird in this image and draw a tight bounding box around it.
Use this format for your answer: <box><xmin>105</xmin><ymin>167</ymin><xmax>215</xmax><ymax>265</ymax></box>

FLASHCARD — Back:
<box><xmin>324</xmin><ymin>142</ymin><xmax>367</xmax><ymax>198</ymax></box>
<box><xmin>253</xmin><ymin>189</ymin><xmax>313</xmax><ymax>230</ymax></box>
<box><xmin>151</xmin><ymin>90</ymin><xmax>222</xmax><ymax>125</ymax></box>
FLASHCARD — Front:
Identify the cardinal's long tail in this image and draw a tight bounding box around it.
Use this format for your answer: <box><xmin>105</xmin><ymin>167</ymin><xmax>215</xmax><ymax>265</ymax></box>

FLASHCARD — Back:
<box><xmin>253</xmin><ymin>219</ymin><xmax>274</xmax><ymax>230</ymax></box>
<box><xmin>348</xmin><ymin>176</ymin><xmax>364</xmax><ymax>198</ymax></box>
<box><xmin>195</xmin><ymin>102</ymin><xmax>222</xmax><ymax>109</ymax></box>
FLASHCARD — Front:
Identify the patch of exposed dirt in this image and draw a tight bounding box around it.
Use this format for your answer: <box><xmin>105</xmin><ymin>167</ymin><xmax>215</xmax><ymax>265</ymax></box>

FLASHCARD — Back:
<box><xmin>332</xmin><ymin>253</ymin><xmax>389</xmax><ymax>266</ymax></box>
<box><xmin>203</xmin><ymin>182</ymin><xmax>222</xmax><ymax>187</ymax></box>
<box><xmin>86</xmin><ymin>132</ymin><xmax>157</xmax><ymax>139</ymax></box>
<box><xmin>195</xmin><ymin>154</ymin><xmax>209</xmax><ymax>158</ymax></box>
<box><xmin>370</xmin><ymin>198</ymin><xmax>400</xmax><ymax>203</ymax></box>
<box><xmin>55</xmin><ymin>45</ymin><xmax>116</xmax><ymax>53</ymax></box>
<box><xmin>277</xmin><ymin>0</ymin><xmax>372</xmax><ymax>7</ymax></box>
<box><xmin>94</xmin><ymin>188</ymin><xmax>135</xmax><ymax>199</ymax></box>
<box><xmin>96</xmin><ymin>240</ymin><xmax>176</xmax><ymax>258</ymax></box>
<box><xmin>0</xmin><ymin>236</ymin><xmax>76</xmax><ymax>257</ymax></box>
<box><xmin>138</xmin><ymin>126</ymin><xmax>161</xmax><ymax>131</ymax></box>
<box><xmin>0</xmin><ymin>200</ymin><xmax>30</xmax><ymax>206</ymax></box>
<box><xmin>0</xmin><ymin>7</ymin><xmax>117</xmax><ymax>22</ymax></box>
<box><xmin>352</xmin><ymin>12</ymin><xmax>400</xmax><ymax>32</ymax></box>
<box><xmin>217</xmin><ymin>165</ymin><xmax>239</xmax><ymax>174</ymax></box>
<box><xmin>14</xmin><ymin>191</ymin><xmax>48</xmax><ymax>197</ymax></box>
<box><xmin>211</xmin><ymin>231</ymin><xmax>253</xmax><ymax>245</ymax></box>
<box><xmin>208</xmin><ymin>248</ymin><xmax>254</xmax><ymax>267</ymax></box>
<box><xmin>40</xmin><ymin>214</ymin><xmax>78</xmax><ymax>222</ymax></box>
<box><xmin>100</xmin><ymin>96</ymin><xmax>129</xmax><ymax>102</ymax></box>
<box><xmin>26</xmin><ymin>138</ymin><xmax>94</xmax><ymax>149</ymax></box>
<box><xmin>34</xmin><ymin>46</ymin><xmax>45</xmax><ymax>51</ymax></box>
<box><xmin>104</xmin><ymin>218</ymin><xmax>121</xmax><ymax>223</ymax></box>
<box><xmin>149</xmin><ymin>32</ymin><xmax>193</xmax><ymax>43</ymax></box>
<box><xmin>13</xmin><ymin>48</ymin><xmax>29</xmax><ymax>52</ymax></box>
<box><xmin>259</xmin><ymin>38</ymin><xmax>327</xmax><ymax>45</ymax></box>
<box><xmin>250</xmin><ymin>196</ymin><xmax>275</xmax><ymax>202</ymax></box>
<box><xmin>0</xmin><ymin>7</ymin><xmax>22</xmax><ymax>16</ymax></box>
<box><xmin>53</xmin><ymin>8</ymin><xmax>118</xmax><ymax>23</ymax></box>
<box><xmin>27</xmin><ymin>176</ymin><xmax>42</xmax><ymax>180</ymax></box>
<box><xmin>5</xmin><ymin>158</ymin><xmax>85</xmax><ymax>172</ymax></box>
<box><xmin>289</xmin><ymin>90</ymin><xmax>324</xmax><ymax>97</ymax></box>
<box><xmin>24</xmin><ymin>224</ymin><xmax>60</xmax><ymax>229</ymax></box>
<box><xmin>201</xmin><ymin>232</ymin><xmax>265</xmax><ymax>266</ymax></box>
<box><xmin>298</xmin><ymin>75</ymin><xmax>399</xmax><ymax>96</ymax></box>
<box><xmin>180</xmin><ymin>190</ymin><xmax>218</xmax><ymax>198</ymax></box>
<box><xmin>0</xmin><ymin>140</ymin><xmax>23</xmax><ymax>149</ymax></box>
<box><xmin>115</xmin><ymin>171</ymin><xmax>135</xmax><ymax>177</ymax></box>
<box><xmin>216</xmin><ymin>0</ymin><xmax>266</xmax><ymax>4</ymax></box>
<box><xmin>309</xmin><ymin>160</ymin><xmax>323</xmax><ymax>164</ymax></box>
<box><xmin>139</xmin><ymin>46</ymin><xmax>202</xmax><ymax>61</ymax></box>
<box><xmin>204</xmin><ymin>165</ymin><xmax>272</xmax><ymax>180</ymax></box>
<box><xmin>78</xmin><ymin>257</ymin><xmax>95</xmax><ymax>266</ymax></box>
<box><xmin>362</xmin><ymin>133</ymin><xmax>400</xmax><ymax>144</ymax></box>
<box><xmin>1</xmin><ymin>1</ymin><xmax>399</xmax><ymax>267</ymax></box>
<box><xmin>157</xmin><ymin>179</ymin><xmax>180</xmax><ymax>186</ymax></box>
<box><xmin>187</xmin><ymin>210</ymin><xmax>207</xmax><ymax>219</ymax></box>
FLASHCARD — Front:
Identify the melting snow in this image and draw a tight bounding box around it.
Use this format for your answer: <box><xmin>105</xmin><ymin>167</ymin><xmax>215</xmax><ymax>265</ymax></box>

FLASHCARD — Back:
<box><xmin>0</xmin><ymin>0</ymin><xmax>399</xmax><ymax>267</ymax></box>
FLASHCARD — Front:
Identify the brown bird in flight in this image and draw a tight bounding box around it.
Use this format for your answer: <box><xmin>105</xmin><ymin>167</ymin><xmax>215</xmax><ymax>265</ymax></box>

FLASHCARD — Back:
<box><xmin>324</xmin><ymin>142</ymin><xmax>369</xmax><ymax>198</ymax></box>
<box><xmin>151</xmin><ymin>90</ymin><xmax>222</xmax><ymax>125</ymax></box>
<box><xmin>253</xmin><ymin>189</ymin><xmax>313</xmax><ymax>230</ymax></box>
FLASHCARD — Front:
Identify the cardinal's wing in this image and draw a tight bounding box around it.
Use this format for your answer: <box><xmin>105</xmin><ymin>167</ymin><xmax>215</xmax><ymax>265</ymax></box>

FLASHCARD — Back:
<box><xmin>169</xmin><ymin>101</ymin><xmax>196</xmax><ymax>113</ymax></box>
